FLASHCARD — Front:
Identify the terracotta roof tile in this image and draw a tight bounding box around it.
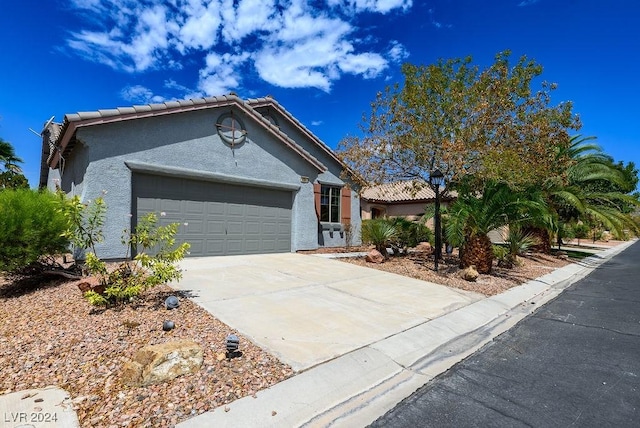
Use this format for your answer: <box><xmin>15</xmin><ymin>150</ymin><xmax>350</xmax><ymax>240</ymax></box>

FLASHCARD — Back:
<box><xmin>362</xmin><ymin>181</ymin><xmax>456</xmax><ymax>202</ymax></box>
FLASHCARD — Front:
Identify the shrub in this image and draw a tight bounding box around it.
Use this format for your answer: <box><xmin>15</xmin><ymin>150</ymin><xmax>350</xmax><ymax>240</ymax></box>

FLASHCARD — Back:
<box><xmin>389</xmin><ymin>217</ymin><xmax>434</xmax><ymax>250</ymax></box>
<box><xmin>500</xmin><ymin>226</ymin><xmax>538</xmax><ymax>268</ymax></box>
<box><xmin>361</xmin><ymin>219</ymin><xmax>398</xmax><ymax>256</ymax></box>
<box><xmin>84</xmin><ymin>213</ymin><xmax>190</xmax><ymax>306</ymax></box>
<box><xmin>58</xmin><ymin>193</ymin><xmax>106</xmax><ymax>258</ymax></box>
<box><xmin>571</xmin><ymin>222</ymin><xmax>590</xmax><ymax>244</ymax></box>
<box><xmin>0</xmin><ymin>189</ymin><xmax>70</xmax><ymax>272</ymax></box>
<box><xmin>492</xmin><ymin>244</ymin><xmax>509</xmax><ymax>266</ymax></box>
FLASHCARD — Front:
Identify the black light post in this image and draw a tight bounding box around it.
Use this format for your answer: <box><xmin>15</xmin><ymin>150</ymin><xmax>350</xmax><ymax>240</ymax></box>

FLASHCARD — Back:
<box><xmin>429</xmin><ymin>169</ymin><xmax>445</xmax><ymax>271</ymax></box>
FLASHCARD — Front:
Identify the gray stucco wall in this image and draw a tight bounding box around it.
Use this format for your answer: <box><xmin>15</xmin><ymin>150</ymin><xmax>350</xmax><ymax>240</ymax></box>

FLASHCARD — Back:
<box><xmin>266</xmin><ymin>109</ymin><xmax>362</xmax><ymax>247</ymax></box>
<box><xmin>53</xmin><ymin>107</ymin><xmax>324</xmax><ymax>259</ymax></box>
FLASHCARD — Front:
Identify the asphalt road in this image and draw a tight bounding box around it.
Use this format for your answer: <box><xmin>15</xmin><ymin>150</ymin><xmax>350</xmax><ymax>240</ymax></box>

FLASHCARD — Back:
<box><xmin>371</xmin><ymin>241</ymin><xmax>640</xmax><ymax>428</ymax></box>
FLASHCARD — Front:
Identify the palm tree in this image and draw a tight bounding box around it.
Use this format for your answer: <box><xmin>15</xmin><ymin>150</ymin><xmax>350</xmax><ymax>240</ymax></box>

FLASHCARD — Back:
<box><xmin>529</xmin><ymin>135</ymin><xmax>640</xmax><ymax>250</ymax></box>
<box><xmin>446</xmin><ymin>181</ymin><xmax>546</xmax><ymax>274</ymax></box>
<box><xmin>0</xmin><ymin>138</ymin><xmax>23</xmax><ymax>173</ymax></box>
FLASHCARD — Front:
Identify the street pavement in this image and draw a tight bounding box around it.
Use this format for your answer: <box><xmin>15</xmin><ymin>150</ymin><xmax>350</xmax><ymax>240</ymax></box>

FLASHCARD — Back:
<box><xmin>371</xmin><ymin>241</ymin><xmax>640</xmax><ymax>428</ymax></box>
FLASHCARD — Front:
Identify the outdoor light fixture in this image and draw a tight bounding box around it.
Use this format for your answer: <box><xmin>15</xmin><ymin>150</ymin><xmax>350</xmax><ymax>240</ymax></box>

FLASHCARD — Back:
<box><xmin>165</xmin><ymin>296</ymin><xmax>180</xmax><ymax>310</ymax></box>
<box><xmin>163</xmin><ymin>320</ymin><xmax>175</xmax><ymax>331</ymax></box>
<box><xmin>429</xmin><ymin>169</ymin><xmax>445</xmax><ymax>272</ymax></box>
<box><xmin>226</xmin><ymin>334</ymin><xmax>240</xmax><ymax>357</ymax></box>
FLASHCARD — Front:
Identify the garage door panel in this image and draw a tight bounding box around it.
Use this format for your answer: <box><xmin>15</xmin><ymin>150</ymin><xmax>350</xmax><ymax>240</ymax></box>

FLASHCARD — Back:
<box><xmin>184</xmin><ymin>219</ymin><xmax>204</xmax><ymax>234</ymax></box>
<box><xmin>207</xmin><ymin>220</ymin><xmax>225</xmax><ymax>235</ymax></box>
<box><xmin>133</xmin><ymin>173</ymin><xmax>292</xmax><ymax>257</ymax></box>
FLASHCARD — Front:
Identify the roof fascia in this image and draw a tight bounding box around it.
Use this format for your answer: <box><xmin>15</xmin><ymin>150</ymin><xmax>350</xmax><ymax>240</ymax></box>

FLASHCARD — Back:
<box><xmin>247</xmin><ymin>97</ymin><xmax>360</xmax><ymax>181</ymax></box>
<box><xmin>50</xmin><ymin>96</ymin><xmax>326</xmax><ymax>172</ymax></box>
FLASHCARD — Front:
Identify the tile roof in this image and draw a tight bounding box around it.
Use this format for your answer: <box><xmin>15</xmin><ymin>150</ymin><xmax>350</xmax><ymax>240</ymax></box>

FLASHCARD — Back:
<box><xmin>362</xmin><ymin>181</ymin><xmax>456</xmax><ymax>202</ymax></box>
<box><xmin>246</xmin><ymin>96</ymin><xmax>341</xmax><ymax>163</ymax></box>
<box><xmin>46</xmin><ymin>94</ymin><xmax>326</xmax><ymax>172</ymax></box>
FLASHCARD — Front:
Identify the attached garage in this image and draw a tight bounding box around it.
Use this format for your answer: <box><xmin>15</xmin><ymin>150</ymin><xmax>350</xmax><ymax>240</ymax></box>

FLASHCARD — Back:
<box><xmin>133</xmin><ymin>173</ymin><xmax>293</xmax><ymax>256</ymax></box>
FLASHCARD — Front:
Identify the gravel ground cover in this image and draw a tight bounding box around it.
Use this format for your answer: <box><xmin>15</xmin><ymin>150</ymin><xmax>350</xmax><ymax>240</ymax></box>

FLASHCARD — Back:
<box><xmin>1</xmin><ymin>240</ymin><xmax>619</xmax><ymax>427</ymax></box>
<box><xmin>340</xmin><ymin>251</ymin><xmax>571</xmax><ymax>296</ymax></box>
<box><xmin>0</xmin><ymin>277</ymin><xmax>293</xmax><ymax>427</ymax></box>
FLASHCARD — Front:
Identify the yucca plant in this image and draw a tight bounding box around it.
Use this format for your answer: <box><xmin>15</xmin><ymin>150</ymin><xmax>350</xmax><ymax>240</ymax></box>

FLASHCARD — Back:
<box><xmin>501</xmin><ymin>226</ymin><xmax>539</xmax><ymax>268</ymax></box>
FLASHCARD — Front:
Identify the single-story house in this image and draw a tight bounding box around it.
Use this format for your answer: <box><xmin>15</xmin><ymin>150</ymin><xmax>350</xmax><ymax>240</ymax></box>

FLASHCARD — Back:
<box><xmin>361</xmin><ymin>182</ymin><xmax>506</xmax><ymax>243</ymax></box>
<box><xmin>40</xmin><ymin>95</ymin><xmax>360</xmax><ymax>259</ymax></box>
<box><xmin>361</xmin><ymin>181</ymin><xmax>455</xmax><ymax>222</ymax></box>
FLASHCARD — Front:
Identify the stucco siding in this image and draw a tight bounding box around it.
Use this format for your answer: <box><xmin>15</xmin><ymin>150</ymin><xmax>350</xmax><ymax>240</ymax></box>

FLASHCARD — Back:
<box><xmin>63</xmin><ymin>107</ymin><xmax>323</xmax><ymax>259</ymax></box>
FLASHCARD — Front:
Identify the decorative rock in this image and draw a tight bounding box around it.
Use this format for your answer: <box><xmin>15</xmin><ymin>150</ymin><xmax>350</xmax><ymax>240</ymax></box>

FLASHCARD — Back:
<box><xmin>162</xmin><ymin>320</ymin><xmax>175</xmax><ymax>331</ymax></box>
<box><xmin>365</xmin><ymin>249</ymin><xmax>385</xmax><ymax>264</ymax></box>
<box><xmin>415</xmin><ymin>242</ymin><xmax>432</xmax><ymax>252</ymax></box>
<box><xmin>121</xmin><ymin>341</ymin><xmax>203</xmax><ymax>386</ymax></box>
<box><xmin>460</xmin><ymin>265</ymin><xmax>479</xmax><ymax>282</ymax></box>
<box><xmin>165</xmin><ymin>296</ymin><xmax>180</xmax><ymax>310</ymax></box>
<box><xmin>77</xmin><ymin>276</ymin><xmax>106</xmax><ymax>295</ymax></box>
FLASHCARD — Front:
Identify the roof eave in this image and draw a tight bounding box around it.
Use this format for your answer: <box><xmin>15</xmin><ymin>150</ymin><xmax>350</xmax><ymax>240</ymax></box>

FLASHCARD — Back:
<box><xmin>49</xmin><ymin>95</ymin><xmax>327</xmax><ymax>172</ymax></box>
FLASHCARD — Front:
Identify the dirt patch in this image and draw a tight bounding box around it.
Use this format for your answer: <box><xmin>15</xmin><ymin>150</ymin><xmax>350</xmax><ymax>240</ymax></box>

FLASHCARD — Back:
<box><xmin>0</xmin><ymin>277</ymin><xmax>293</xmax><ymax>427</ymax></box>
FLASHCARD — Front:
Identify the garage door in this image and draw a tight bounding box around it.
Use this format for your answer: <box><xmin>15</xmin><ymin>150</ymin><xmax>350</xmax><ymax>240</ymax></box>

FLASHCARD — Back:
<box><xmin>133</xmin><ymin>174</ymin><xmax>292</xmax><ymax>256</ymax></box>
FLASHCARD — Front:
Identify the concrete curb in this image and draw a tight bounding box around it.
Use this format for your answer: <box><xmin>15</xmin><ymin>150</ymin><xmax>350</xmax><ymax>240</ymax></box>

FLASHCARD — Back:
<box><xmin>177</xmin><ymin>240</ymin><xmax>636</xmax><ymax>428</ymax></box>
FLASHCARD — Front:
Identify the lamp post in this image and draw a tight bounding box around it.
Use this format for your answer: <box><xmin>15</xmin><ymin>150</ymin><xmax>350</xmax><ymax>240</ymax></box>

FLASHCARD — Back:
<box><xmin>429</xmin><ymin>169</ymin><xmax>445</xmax><ymax>272</ymax></box>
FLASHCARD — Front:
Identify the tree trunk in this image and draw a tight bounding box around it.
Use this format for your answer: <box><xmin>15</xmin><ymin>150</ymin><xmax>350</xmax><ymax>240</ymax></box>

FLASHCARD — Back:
<box><xmin>523</xmin><ymin>226</ymin><xmax>552</xmax><ymax>254</ymax></box>
<box><xmin>461</xmin><ymin>233</ymin><xmax>494</xmax><ymax>274</ymax></box>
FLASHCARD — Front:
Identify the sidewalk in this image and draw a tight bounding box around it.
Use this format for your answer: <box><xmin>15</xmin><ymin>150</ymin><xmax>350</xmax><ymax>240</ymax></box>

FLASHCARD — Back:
<box><xmin>177</xmin><ymin>240</ymin><xmax>636</xmax><ymax>428</ymax></box>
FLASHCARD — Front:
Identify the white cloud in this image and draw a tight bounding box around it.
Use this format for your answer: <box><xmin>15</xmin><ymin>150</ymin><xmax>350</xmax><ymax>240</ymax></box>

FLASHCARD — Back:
<box><xmin>198</xmin><ymin>52</ymin><xmax>250</xmax><ymax>95</ymax></box>
<box><xmin>327</xmin><ymin>0</ymin><xmax>412</xmax><ymax>14</ymax></box>
<box><xmin>120</xmin><ymin>85</ymin><xmax>165</xmax><ymax>103</ymax></box>
<box><xmin>176</xmin><ymin>1</ymin><xmax>222</xmax><ymax>51</ymax></box>
<box><xmin>66</xmin><ymin>0</ymin><xmax>412</xmax><ymax>96</ymax></box>
<box><xmin>518</xmin><ymin>0</ymin><xmax>541</xmax><ymax>6</ymax></box>
<box><xmin>388</xmin><ymin>40</ymin><xmax>409</xmax><ymax>63</ymax></box>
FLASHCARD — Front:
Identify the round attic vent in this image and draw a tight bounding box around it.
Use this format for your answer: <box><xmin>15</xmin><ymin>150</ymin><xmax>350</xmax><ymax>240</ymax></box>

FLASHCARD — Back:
<box><xmin>216</xmin><ymin>112</ymin><xmax>247</xmax><ymax>146</ymax></box>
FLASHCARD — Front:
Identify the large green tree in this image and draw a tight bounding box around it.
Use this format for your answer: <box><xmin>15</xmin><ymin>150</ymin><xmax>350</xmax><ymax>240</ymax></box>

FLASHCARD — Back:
<box><xmin>532</xmin><ymin>135</ymin><xmax>640</xmax><ymax>248</ymax></box>
<box><xmin>0</xmin><ymin>138</ymin><xmax>28</xmax><ymax>189</ymax></box>
<box><xmin>338</xmin><ymin>51</ymin><xmax>581</xmax><ymax>193</ymax></box>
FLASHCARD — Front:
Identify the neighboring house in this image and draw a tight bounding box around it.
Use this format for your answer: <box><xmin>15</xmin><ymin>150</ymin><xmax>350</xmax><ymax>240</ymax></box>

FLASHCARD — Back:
<box><xmin>361</xmin><ymin>181</ymin><xmax>455</xmax><ymax>222</ymax></box>
<box><xmin>361</xmin><ymin>182</ymin><xmax>507</xmax><ymax>243</ymax></box>
<box><xmin>40</xmin><ymin>95</ymin><xmax>360</xmax><ymax>259</ymax></box>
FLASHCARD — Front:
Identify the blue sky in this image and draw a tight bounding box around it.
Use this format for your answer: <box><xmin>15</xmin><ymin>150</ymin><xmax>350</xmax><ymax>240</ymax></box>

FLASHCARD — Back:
<box><xmin>1</xmin><ymin>0</ymin><xmax>639</xmax><ymax>188</ymax></box>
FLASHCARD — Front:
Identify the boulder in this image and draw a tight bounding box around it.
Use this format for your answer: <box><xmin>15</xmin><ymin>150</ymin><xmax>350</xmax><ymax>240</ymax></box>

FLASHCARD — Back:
<box><xmin>460</xmin><ymin>265</ymin><xmax>479</xmax><ymax>282</ymax></box>
<box><xmin>365</xmin><ymin>249</ymin><xmax>385</xmax><ymax>264</ymax></box>
<box><xmin>122</xmin><ymin>341</ymin><xmax>203</xmax><ymax>387</ymax></box>
<box><xmin>415</xmin><ymin>242</ymin><xmax>432</xmax><ymax>252</ymax></box>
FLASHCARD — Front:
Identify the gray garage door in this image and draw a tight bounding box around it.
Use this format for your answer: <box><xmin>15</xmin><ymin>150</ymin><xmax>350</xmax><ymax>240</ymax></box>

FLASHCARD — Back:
<box><xmin>133</xmin><ymin>174</ymin><xmax>292</xmax><ymax>256</ymax></box>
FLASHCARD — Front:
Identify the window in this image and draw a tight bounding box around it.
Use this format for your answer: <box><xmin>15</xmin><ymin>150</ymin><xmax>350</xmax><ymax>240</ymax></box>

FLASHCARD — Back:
<box><xmin>320</xmin><ymin>185</ymin><xmax>341</xmax><ymax>223</ymax></box>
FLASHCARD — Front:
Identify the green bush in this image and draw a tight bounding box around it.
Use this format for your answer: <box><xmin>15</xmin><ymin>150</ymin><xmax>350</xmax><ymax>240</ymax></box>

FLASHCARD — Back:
<box><xmin>361</xmin><ymin>218</ymin><xmax>398</xmax><ymax>256</ymax></box>
<box><xmin>0</xmin><ymin>189</ymin><xmax>70</xmax><ymax>272</ymax></box>
<box><xmin>571</xmin><ymin>222</ymin><xmax>590</xmax><ymax>244</ymax></box>
<box><xmin>84</xmin><ymin>213</ymin><xmax>190</xmax><ymax>306</ymax></box>
<box><xmin>389</xmin><ymin>217</ymin><xmax>433</xmax><ymax>250</ymax></box>
<box><xmin>58</xmin><ymin>193</ymin><xmax>106</xmax><ymax>258</ymax></box>
<box><xmin>500</xmin><ymin>226</ymin><xmax>538</xmax><ymax>268</ymax></box>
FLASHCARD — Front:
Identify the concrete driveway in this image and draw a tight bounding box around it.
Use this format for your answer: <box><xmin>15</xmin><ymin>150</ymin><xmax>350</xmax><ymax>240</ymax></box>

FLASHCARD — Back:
<box><xmin>173</xmin><ymin>253</ymin><xmax>482</xmax><ymax>371</ymax></box>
